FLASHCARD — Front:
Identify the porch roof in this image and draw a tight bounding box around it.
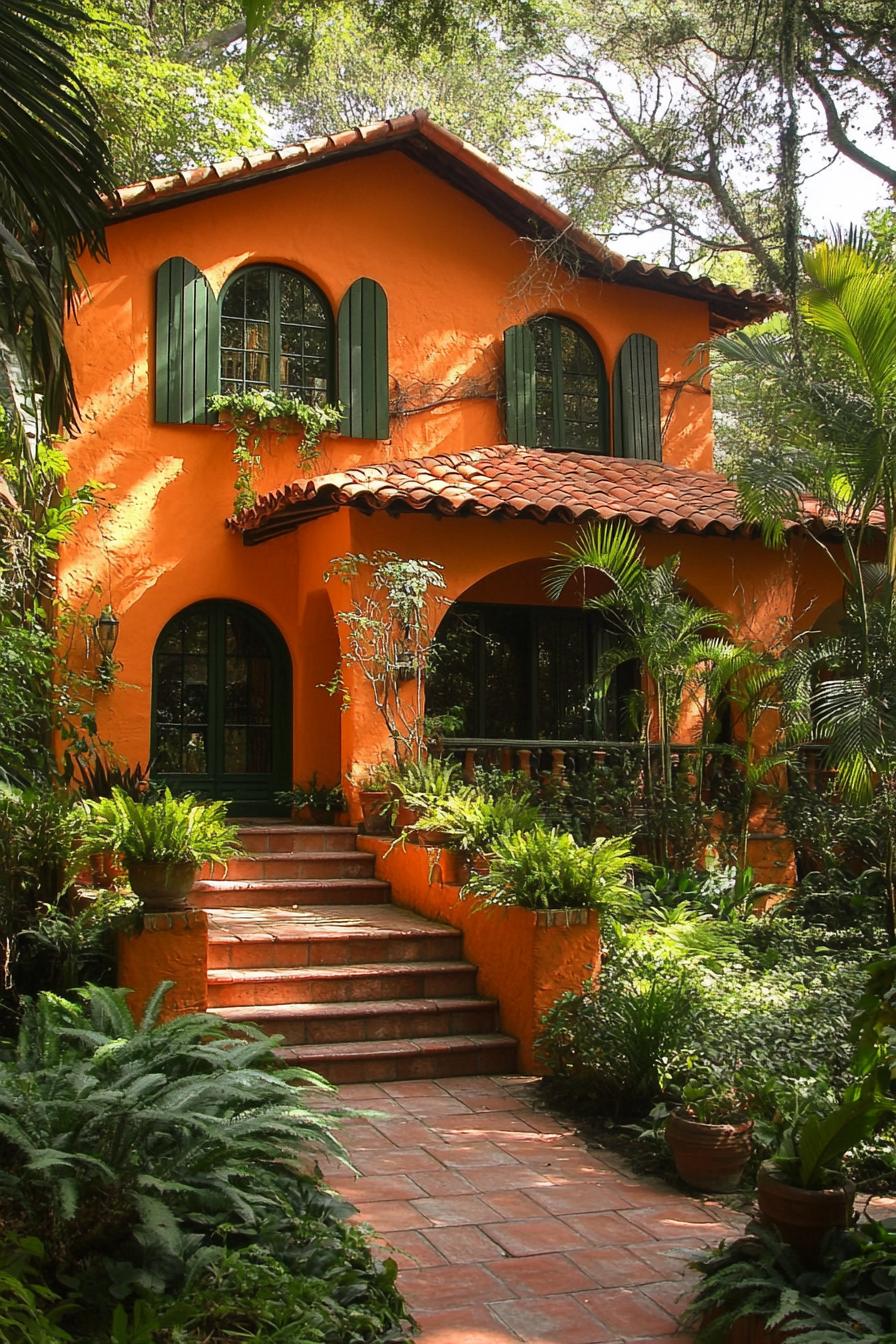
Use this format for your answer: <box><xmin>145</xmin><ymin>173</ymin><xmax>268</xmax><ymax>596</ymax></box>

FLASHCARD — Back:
<box><xmin>228</xmin><ymin>446</ymin><xmax>761</xmax><ymax>545</ymax></box>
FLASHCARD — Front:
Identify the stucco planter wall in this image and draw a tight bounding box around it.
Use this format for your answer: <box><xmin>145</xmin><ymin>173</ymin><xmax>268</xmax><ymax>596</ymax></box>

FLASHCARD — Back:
<box><xmin>117</xmin><ymin>909</ymin><xmax>209</xmax><ymax>1023</ymax></box>
<box><xmin>358</xmin><ymin>836</ymin><xmax>601</xmax><ymax>1071</ymax></box>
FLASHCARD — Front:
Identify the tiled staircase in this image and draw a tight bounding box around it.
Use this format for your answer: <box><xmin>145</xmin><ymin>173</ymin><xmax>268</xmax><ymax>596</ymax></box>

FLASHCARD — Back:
<box><xmin>193</xmin><ymin>822</ymin><xmax>517</xmax><ymax>1084</ymax></box>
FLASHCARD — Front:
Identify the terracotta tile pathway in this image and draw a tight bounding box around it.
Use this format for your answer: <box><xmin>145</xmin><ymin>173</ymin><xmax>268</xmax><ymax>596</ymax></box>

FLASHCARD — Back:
<box><xmin>317</xmin><ymin>1075</ymin><xmax>750</xmax><ymax>1344</ymax></box>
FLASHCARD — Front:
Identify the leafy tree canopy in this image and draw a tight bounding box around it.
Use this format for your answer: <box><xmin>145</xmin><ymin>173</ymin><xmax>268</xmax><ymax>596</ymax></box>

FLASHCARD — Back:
<box><xmin>529</xmin><ymin>0</ymin><xmax>896</xmax><ymax>291</ymax></box>
<box><xmin>72</xmin><ymin>0</ymin><xmax>548</xmax><ymax>182</ymax></box>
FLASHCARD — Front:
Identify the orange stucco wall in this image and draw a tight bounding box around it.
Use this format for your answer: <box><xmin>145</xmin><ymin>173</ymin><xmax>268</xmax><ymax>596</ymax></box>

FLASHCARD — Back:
<box><xmin>59</xmin><ymin>145</ymin><xmax>845</xmax><ymax>800</ymax></box>
<box><xmin>117</xmin><ymin>910</ymin><xmax>209</xmax><ymax>1021</ymax></box>
<box><xmin>59</xmin><ymin>147</ymin><xmax>720</xmax><ymax>778</ymax></box>
<box><xmin>358</xmin><ymin>835</ymin><xmax>600</xmax><ymax>1072</ymax></box>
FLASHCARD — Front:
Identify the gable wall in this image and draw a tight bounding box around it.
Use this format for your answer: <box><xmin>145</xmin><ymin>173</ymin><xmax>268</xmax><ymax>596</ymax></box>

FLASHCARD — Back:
<box><xmin>60</xmin><ymin>148</ymin><xmax>715</xmax><ymax>773</ymax></box>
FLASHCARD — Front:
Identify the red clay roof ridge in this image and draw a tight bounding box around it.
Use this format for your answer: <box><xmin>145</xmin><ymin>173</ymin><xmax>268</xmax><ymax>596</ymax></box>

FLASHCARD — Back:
<box><xmin>105</xmin><ymin>109</ymin><xmax>777</xmax><ymax>314</ymax></box>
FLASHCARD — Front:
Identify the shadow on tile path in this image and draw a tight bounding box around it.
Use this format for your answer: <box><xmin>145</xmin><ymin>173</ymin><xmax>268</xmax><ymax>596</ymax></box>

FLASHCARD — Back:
<box><xmin>316</xmin><ymin>1074</ymin><xmax>750</xmax><ymax>1344</ymax></box>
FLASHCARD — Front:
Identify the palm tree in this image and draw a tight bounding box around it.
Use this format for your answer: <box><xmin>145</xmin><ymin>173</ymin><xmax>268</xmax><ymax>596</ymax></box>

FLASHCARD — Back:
<box><xmin>545</xmin><ymin>519</ymin><xmax>730</xmax><ymax>863</ymax></box>
<box><xmin>715</xmin><ymin>231</ymin><xmax>896</xmax><ymax>932</ymax></box>
<box><xmin>0</xmin><ymin>0</ymin><xmax>112</xmax><ymax>439</ymax></box>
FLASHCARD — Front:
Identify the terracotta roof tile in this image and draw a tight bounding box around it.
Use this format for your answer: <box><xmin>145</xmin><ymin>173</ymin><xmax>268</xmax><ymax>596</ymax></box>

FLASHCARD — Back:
<box><xmin>106</xmin><ymin>110</ymin><xmax>777</xmax><ymax>328</ymax></box>
<box><xmin>228</xmin><ymin>446</ymin><xmax>888</xmax><ymax>547</ymax></box>
<box><xmin>227</xmin><ymin>447</ymin><xmax>752</xmax><ymax>543</ymax></box>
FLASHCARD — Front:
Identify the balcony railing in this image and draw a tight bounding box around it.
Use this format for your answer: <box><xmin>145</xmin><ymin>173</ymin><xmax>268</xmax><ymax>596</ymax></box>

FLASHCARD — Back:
<box><xmin>437</xmin><ymin>738</ymin><xmax>844</xmax><ymax>802</ymax></box>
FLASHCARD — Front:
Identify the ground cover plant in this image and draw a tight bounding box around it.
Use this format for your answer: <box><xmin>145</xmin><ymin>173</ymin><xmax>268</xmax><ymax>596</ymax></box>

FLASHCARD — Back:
<box><xmin>537</xmin><ymin>871</ymin><xmax>895</xmax><ymax>1189</ymax></box>
<box><xmin>0</xmin><ymin>984</ymin><xmax>413</xmax><ymax>1342</ymax></box>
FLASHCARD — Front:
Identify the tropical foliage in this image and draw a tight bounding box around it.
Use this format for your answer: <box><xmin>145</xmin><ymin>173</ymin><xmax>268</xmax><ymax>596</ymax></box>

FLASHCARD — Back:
<box><xmin>717</xmin><ymin>231</ymin><xmax>896</xmax><ymax>933</ymax></box>
<box><xmin>78</xmin><ymin>788</ymin><xmax>243</xmax><ymax>867</ymax></box>
<box><xmin>0</xmin><ymin>984</ymin><xmax>412</xmax><ymax>1341</ymax></box>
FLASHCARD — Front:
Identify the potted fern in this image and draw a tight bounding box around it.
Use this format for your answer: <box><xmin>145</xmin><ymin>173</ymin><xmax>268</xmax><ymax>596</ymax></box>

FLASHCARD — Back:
<box><xmin>78</xmin><ymin>788</ymin><xmax>244</xmax><ymax>912</ymax></box>
<box><xmin>462</xmin><ymin>826</ymin><xmax>641</xmax><ymax>918</ymax></box>
<box><xmin>275</xmin><ymin>775</ymin><xmax>346</xmax><ymax>825</ymax></box>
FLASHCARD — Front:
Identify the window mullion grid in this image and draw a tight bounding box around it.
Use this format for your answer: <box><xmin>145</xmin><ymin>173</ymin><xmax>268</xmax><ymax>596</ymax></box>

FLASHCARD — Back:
<box><xmin>270</xmin><ymin>269</ymin><xmax>282</xmax><ymax>393</ymax></box>
<box><xmin>551</xmin><ymin>321</ymin><xmax>565</xmax><ymax>449</ymax></box>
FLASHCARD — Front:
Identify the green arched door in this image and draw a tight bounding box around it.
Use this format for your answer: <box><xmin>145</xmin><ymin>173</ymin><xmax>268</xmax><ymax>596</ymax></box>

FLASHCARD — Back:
<box><xmin>152</xmin><ymin>600</ymin><xmax>292</xmax><ymax>816</ymax></box>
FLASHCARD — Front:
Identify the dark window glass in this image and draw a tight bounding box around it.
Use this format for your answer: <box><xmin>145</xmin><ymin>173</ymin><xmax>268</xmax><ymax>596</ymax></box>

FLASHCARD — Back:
<box><xmin>427</xmin><ymin>610</ymin><xmax>480</xmax><ymax>735</ymax></box>
<box><xmin>532</xmin><ymin>316</ymin><xmax>605</xmax><ymax>453</ymax></box>
<box><xmin>427</xmin><ymin>602</ymin><xmax>632</xmax><ymax>741</ymax></box>
<box><xmin>480</xmin><ymin>608</ymin><xmax>529</xmax><ymax>739</ymax></box>
<box><xmin>220</xmin><ymin>266</ymin><xmax>331</xmax><ymax>403</ymax></box>
<box><xmin>536</xmin><ymin>611</ymin><xmax>590</xmax><ymax>738</ymax></box>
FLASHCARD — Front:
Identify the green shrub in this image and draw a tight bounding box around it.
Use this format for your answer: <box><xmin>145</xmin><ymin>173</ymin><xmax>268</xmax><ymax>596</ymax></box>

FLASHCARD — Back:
<box><xmin>12</xmin><ymin>887</ymin><xmax>138</xmax><ymax>1000</ymax></box>
<box><xmin>464</xmin><ymin>828</ymin><xmax>641</xmax><ymax>912</ymax></box>
<box><xmin>0</xmin><ymin>787</ymin><xmax>79</xmax><ymax>930</ymax></box>
<box><xmin>78</xmin><ymin>787</ymin><xmax>243</xmax><ymax>868</ymax></box>
<box><xmin>0</xmin><ymin>985</ymin><xmax>345</xmax><ymax>1303</ymax></box>
<box><xmin>170</xmin><ymin>1213</ymin><xmax>410</xmax><ymax>1342</ymax></box>
<box><xmin>0</xmin><ymin>1236</ymin><xmax>71</xmax><ymax>1343</ymax></box>
<box><xmin>538</xmin><ymin>944</ymin><xmax>704</xmax><ymax>1116</ymax></box>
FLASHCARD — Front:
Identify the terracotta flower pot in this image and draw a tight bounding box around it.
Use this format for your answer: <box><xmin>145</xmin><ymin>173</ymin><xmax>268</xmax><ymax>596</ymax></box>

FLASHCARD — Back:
<box><xmin>757</xmin><ymin>1160</ymin><xmax>855</xmax><ymax>1262</ymax></box>
<box><xmin>438</xmin><ymin>847</ymin><xmax>466</xmax><ymax>885</ymax></box>
<box><xmin>470</xmin><ymin>853</ymin><xmax>490</xmax><ymax>876</ymax></box>
<box><xmin>395</xmin><ymin>801</ymin><xmax>422</xmax><ymax>836</ymax></box>
<box><xmin>415</xmin><ymin>827</ymin><xmax>448</xmax><ymax>848</ymax></box>
<box><xmin>665</xmin><ymin>1110</ymin><xmax>753</xmax><ymax>1193</ymax></box>
<box><xmin>126</xmin><ymin>859</ymin><xmax>197</xmax><ymax>912</ymax></box>
<box><xmin>359</xmin><ymin>789</ymin><xmax>390</xmax><ymax>835</ymax></box>
<box><xmin>295</xmin><ymin>805</ymin><xmax>335</xmax><ymax>826</ymax></box>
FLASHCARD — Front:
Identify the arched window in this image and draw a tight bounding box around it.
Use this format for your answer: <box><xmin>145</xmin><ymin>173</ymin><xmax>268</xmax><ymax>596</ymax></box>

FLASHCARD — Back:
<box><xmin>152</xmin><ymin>600</ymin><xmax>292</xmax><ymax>815</ymax></box>
<box><xmin>532</xmin><ymin>316</ymin><xmax>608</xmax><ymax>454</ymax></box>
<box><xmin>426</xmin><ymin>602</ymin><xmax>636</xmax><ymax>741</ymax></box>
<box><xmin>220</xmin><ymin>266</ymin><xmax>333</xmax><ymax>403</ymax></box>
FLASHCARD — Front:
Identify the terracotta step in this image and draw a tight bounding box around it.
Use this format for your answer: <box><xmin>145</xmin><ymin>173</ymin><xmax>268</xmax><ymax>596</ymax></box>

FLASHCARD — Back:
<box><xmin>207</xmin><ymin>905</ymin><xmax>464</xmax><ymax>969</ymax></box>
<box><xmin>210</xmin><ymin>996</ymin><xmax>499</xmax><ymax>1045</ymax></box>
<box><xmin>201</xmin><ymin>851</ymin><xmax>376</xmax><ymax>882</ymax></box>
<box><xmin>208</xmin><ymin>960</ymin><xmax>478</xmax><ymax>1007</ymax></box>
<box><xmin>278</xmin><ymin>1033</ymin><xmax>519</xmax><ymax>1084</ymax></box>
<box><xmin>190</xmin><ymin>877</ymin><xmax>390</xmax><ymax>909</ymax></box>
<box><xmin>237</xmin><ymin>824</ymin><xmax>358</xmax><ymax>854</ymax></box>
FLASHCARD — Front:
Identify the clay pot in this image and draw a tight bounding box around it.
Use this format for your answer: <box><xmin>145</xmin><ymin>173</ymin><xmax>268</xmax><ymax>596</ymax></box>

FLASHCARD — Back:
<box><xmin>665</xmin><ymin>1111</ymin><xmax>753</xmax><ymax>1193</ymax></box>
<box><xmin>126</xmin><ymin>860</ymin><xmax>197</xmax><ymax>912</ymax></box>
<box><xmin>295</xmin><ymin>805</ymin><xmax>336</xmax><ymax>826</ymax></box>
<box><xmin>470</xmin><ymin>853</ymin><xmax>490</xmax><ymax>876</ymax></box>
<box><xmin>757</xmin><ymin>1161</ymin><xmax>855</xmax><ymax>1261</ymax></box>
<box><xmin>395</xmin><ymin>801</ymin><xmax>423</xmax><ymax>835</ymax></box>
<box><xmin>359</xmin><ymin>789</ymin><xmax>390</xmax><ymax>835</ymax></box>
<box><xmin>438</xmin><ymin>848</ymin><xmax>466</xmax><ymax>885</ymax></box>
<box><xmin>415</xmin><ymin>827</ymin><xmax>448</xmax><ymax>848</ymax></box>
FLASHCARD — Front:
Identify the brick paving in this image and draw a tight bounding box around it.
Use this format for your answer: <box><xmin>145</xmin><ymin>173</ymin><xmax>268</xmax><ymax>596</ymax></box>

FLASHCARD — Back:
<box><xmin>317</xmin><ymin>1074</ymin><xmax>750</xmax><ymax>1344</ymax></box>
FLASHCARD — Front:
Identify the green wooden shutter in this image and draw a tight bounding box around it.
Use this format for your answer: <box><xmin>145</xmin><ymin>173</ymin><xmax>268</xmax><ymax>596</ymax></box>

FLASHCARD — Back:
<box><xmin>155</xmin><ymin>257</ymin><xmax>219</xmax><ymax>424</ymax></box>
<box><xmin>503</xmin><ymin>323</ymin><xmax>536</xmax><ymax>446</ymax></box>
<box><xmin>613</xmin><ymin>333</ymin><xmax>661</xmax><ymax>461</ymax></box>
<box><xmin>337</xmin><ymin>277</ymin><xmax>389</xmax><ymax>439</ymax></box>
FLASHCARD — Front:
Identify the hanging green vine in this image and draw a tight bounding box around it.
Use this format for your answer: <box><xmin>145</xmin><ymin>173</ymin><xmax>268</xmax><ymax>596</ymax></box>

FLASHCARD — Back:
<box><xmin>209</xmin><ymin>390</ymin><xmax>344</xmax><ymax>513</ymax></box>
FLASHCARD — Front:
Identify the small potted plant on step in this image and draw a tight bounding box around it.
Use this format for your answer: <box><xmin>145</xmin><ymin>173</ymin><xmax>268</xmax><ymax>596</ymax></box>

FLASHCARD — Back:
<box><xmin>660</xmin><ymin>1065</ymin><xmax>755</xmax><ymax>1194</ymax></box>
<box><xmin>354</xmin><ymin>762</ymin><xmax>395</xmax><ymax>835</ymax></box>
<box><xmin>78</xmin><ymin>787</ymin><xmax>244</xmax><ymax>912</ymax></box>
<box><xmin>275</xmin><ymin>775</ymin><xmax>346</xmax><ymax>825</ymax></box>
<box><xmin>754</xmin><ymin>1080</ymin><xmax>891</xmax><ymax>1261</ymax></box>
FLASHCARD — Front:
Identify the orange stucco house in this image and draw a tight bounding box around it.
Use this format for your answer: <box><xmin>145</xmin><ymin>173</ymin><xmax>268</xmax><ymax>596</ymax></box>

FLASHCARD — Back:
<box><xmin>64</xmin><ymin>110</ymin><xmax>839</xmax><ymax>810</ymax></box>
<box><xmin>61</xmin><ymin>113</ymin><xmax>845</xmax><ymax>1075</ymax></box>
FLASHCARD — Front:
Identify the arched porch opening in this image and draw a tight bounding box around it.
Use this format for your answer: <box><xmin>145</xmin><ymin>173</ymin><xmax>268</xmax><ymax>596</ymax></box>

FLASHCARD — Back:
<box><xmin>425</xmin><ymin>558</ymin><xmax>639</xmax><ymax>773</ymax></box>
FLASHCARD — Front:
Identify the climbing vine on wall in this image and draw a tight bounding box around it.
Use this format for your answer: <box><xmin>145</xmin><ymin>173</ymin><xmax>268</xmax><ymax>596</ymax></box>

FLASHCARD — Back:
<box><xmin>209</xmin><ymin>390</ymin><xmax>343</xmax><ymax>512</ymax></box>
